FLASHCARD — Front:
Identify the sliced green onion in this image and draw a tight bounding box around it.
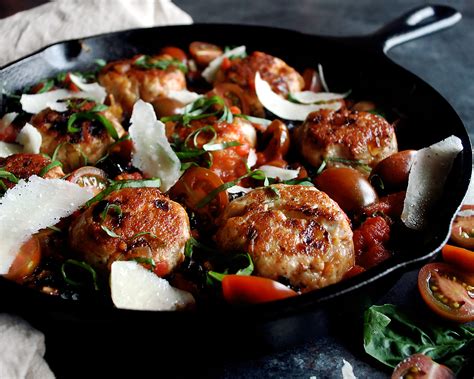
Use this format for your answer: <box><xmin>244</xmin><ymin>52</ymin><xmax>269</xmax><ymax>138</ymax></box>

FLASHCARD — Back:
<box><xmin>39</xmin><ymin>160</ymin><xmax>63</xmax><ymax>177</ymax></box>
<box><xmin>100</xmin><ymin>224</ymin><xmax>121</xmax><ymax>238</ymax></box>
<box><xmin>90</xmin><ymin>103</ymin><xmax>109</xmax><ymax>112</ymax></box>
<box><xmin>61</xmin><ymin>259</ymin><xmax>99</xmax><ymax>291</ymax></box>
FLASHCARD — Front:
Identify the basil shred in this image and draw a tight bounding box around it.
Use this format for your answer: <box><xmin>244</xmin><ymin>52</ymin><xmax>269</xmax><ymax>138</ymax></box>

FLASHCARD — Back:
<box><xmin>67</xmin><ymin>111</ymin><xmax>119</xmax><ymax>140</ymax></box>
<box><xmin>206</xmin><ymin>253</ymin><xmax>254</xmax><ymax>285</ymax></box>
<box><xmin>61</xmin><ymin>259</ymin><xmax>99</xmax><ymax>291</ymax></box>
<box><xmin>133</xmin><ymin>55</ymin><xmax>187</xmax><ymax>73</ymax></box>
<box><xmin>364</xmin><ymin>304</ymin><xmax>474</xmax><ymax>374</ymax></box>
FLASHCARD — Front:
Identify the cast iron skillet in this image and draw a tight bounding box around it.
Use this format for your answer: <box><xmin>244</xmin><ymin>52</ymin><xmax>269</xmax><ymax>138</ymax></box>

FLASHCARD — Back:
<box><xmin>0</xmin><ymin>4</ymin><xmax>471</xmax><ymax>373</ymax></box>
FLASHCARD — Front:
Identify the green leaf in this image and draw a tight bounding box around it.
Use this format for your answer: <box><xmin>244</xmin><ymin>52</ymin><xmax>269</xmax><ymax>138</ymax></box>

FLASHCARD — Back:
<box><xmin>37</xmin><ymin>79</ymin><xmax>55</xmax><ymax>94</ymax></box>
<box><xmin>67</xmin><ymin>111</ymin><xmax>118</xmax><ymax>140</ymax></box>
<box><xmin>61</xmin><ymin>259</ymin><xmax>99</xmax><ymax>291</ymax></box>
<box><xmin>130</xmin><ymin>257</ymin><xmax>156</xmax><ymax>268</ymax></box>
<box><xmin>235</xmin><ymin>253</ymin><xmax>254</xmax><ymax>276</ymax></box>
<box><xmin>100</xmin><ymin>224</ymin><xmax>121</xmax><ymax>238</ymax></box>
<box><xmin>133</xmin><ymin>55</ymin><xmax>187</xmax><ymax>73</ymax></box>
<box><xmin>100</xmin><ymin>203</ymin><xmax>122</xmax><ymax>221</ymax></box>
<box><xmin>39</xmin><ymin>160</ymin><xmax>63</xmax><ymax>177</ymax></box>
<box><xmin>364</xmin><ymin>304</ymin><xmax>474</xmax><ymax>374</ymax></box>
<box><xmin>0</xmin><ymin>169</ymin><xmax>19</xmax><ymax>184</ymax></box>
<box><xmin>235</xmin><ymin>114</ymin><xmax>272</xmax><ymax>126</ymax></box>
<box><xmin>130</xmin><ymin>231</ymin><xmax>158</xmax><ymax>240</ymax></box>
<box><xmin>94</xmin><ymin>59</ymin><xmax>107</xmax><ymax>68</ymax></box>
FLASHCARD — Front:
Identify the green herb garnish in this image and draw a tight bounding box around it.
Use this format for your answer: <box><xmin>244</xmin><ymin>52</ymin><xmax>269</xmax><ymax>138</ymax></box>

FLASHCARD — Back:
<box><xmin>39</xmin><ymin>160</ymin><xmax>63</xmax><ymax>177</ymax></box>
<box><xmin>0</xmin><ymin>169</ymin><xmax>20</xmax><ymax>184</ymax></box>
<box><xmin>130</xmin><ymin>231</ymin><xmax>158</xmax><ymax>240</ymax></box>
<box><xmin>100</xmin><ymin>224</ymin><xmax>121</xmax><ymax>238</ymax></box>
<box><xmin>61</xmin><ymin>259</ymin><xmax>99</xmax><ymax>291</ymax></box>
<box><xmin>67</xmin><ymin>112</ymin><xmax>119</xmax><ymax>140</ymax></box>
<box><xmin>100</xmin><ymin>203</ymin><xmax>122</xmax><ymax>221</ymax></box>
<box><xmin>133</xmin><ymin>55</ymin><xmax>187</xmax><ymax>73</ymax></box>
<box><xmin>130</xmin><ymin>257</ymin><xmax>156</xmax><ymax>269</ymax></box>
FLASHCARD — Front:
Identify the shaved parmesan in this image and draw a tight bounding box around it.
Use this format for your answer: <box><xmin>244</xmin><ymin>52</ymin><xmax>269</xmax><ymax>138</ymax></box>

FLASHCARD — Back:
<box><xmin>259</xmin><ymin>165</ymin><xmax>299</xmax><ymax>180</ymax></box>
<box><xmin>0</xmin><ymin>142</ymin><xmax>22</xmax><ymax>158</ymax></box>
<box><xmin>0</xmin><ymin>176</ymin><xmax>93</xmax><ymax>274</ymax></box>
<box><xmin>167</xmin><ymin>89</ymin><xmax>202</xmax><ymax>105</ymax></box>
<box><xmin>202</xmin><ymin>45</ymin><xmax>246</xmax><ymax>83</ymax></box>
<box><xmin>110</xmin><ymin>261</ymin><xmax>195</xmax><ymax>311</ymax></box>
<box><xmin>290</xmin><ymin>90</ymin><xmax>349</xmax><ymax>104</ymax></box>
<box><xmin>227</xmin><ymin>185</ymin><xmax>253</xmax><ymax>194</ymax></box>
<box><xmin>247</xmin><ymin>148</ymin><xmax>257</xmax><ymax>168</ymax></box>
<box><xmin>68</xmin><ymin>73</ymin><xmax>107</xmax><ymax>104</ymax></box>
<box><xmin>255</xmin><ymin>72</ymin><xmax>341</xmax><ymax>121</ymax></box>
<box><xmin>0</xmin><ymin>112</ymin><xmax>18</xmax><ymax>133</ymax></box>
<box><xmin>16</xmin><ymin>123</ymin><xmax>42</xmax><ymax>154</ymax></box>
<box><xmin>402</xmin><ymin>136</ymin><xmax>463</xmax><ymax>230</ymax></box>
<box><xmin>20</xmin><ymin>77</ymin><xmax>107</xmax><ymax>114</ymax></box>
<box><xmin>342</xmin><ymin>359</ymin><xmax>357</xmax><ymax>379</ymax></box>
<box><xmin>129</xmin><ymin>100</ymin><xmax>181</xmax><ymax>192</ymax></box>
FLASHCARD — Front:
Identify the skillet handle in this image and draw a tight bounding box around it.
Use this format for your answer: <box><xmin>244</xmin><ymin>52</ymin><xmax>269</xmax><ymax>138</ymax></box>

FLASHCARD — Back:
<box><xmin>373</xmin><ymin>5</ymin><xmax>462</xmax><ymax>53</ymax></box>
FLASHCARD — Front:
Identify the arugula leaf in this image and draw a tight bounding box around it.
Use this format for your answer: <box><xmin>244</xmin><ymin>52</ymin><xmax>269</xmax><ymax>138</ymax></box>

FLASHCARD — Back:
<box><xmin>364</xmin><ymin>304</ymin><xmax>474</xmax><ymax>374</ymax></box>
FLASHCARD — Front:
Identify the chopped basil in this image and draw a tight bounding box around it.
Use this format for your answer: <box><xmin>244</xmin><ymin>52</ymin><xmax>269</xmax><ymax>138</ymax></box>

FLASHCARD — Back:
<box><xmin>235</xmin><ymin>114</ymin><xmax>272</xmax><ymax>127</ymax></box>
<box><xmin>85</xmin><ymin>178</ymin><xmax>161</xmax><ymax>207</ymax></box>
<box><xmin>203</xmin><ymin>141</ymin><xmax>241</xmax><ymax>152</ymax></box>
<box><xmin>0</xmin><ymin>169</ymin><xmax>20</xmax><ymax>184</ymax></box>
<box><xmin>196</xmin><ymin>169</ymin><xmax>267</xmax><ymax>208</ymax></box>
<box><xmin>184</xmin><ymin>237</ymin><xmax>215</xmax><ymax>258</ymax></box>
<box><xmin>39</xmin><ymin>160</ymin><xmax>63</xmax><ymax>177</ymax></box>
<box><xmin>283</xmin><ymin>177</ymin><xmax>314</xmax><ymax>186</ymax></box>
<box><xmin>133</xmin><ymin>55</ymin><xmax>187</xmax><ymax>73</ymax></box>
<box><xmin>206</xmin><ymin>253</ymin><xmax>254</xmax><ymax>284</ymax></box>
<box><xmin>129</xmin><ymin>257</ymin><xmax>156</xmax><ymax>268</ymax></box>
<box><xmin>61</xmin><ymin>259</ymin><xmax>99</xmax><ymax>291</ymax></box>
<box><xmin>130</xmin><ymin>231</ymin><xmax>158</xmax><ymax>240</ymax></box>
<box><xmin>36</xmin><ymin>79</ymin><xmax>55</xmax><ymax>94</ymax></box>
<box><xmin>100</xmin><ymin>203</ymin><xmax>122</xmax><ymax>221</ymax></box>
<box><xmin>100</xmin><ymin>224</ymin><xmax>121</xmax><ymax>238</ymax></box>
<box><xmin>67</xmin><ymin>112</ymin><xmax>119</xmax><ymax>140</ymax></box>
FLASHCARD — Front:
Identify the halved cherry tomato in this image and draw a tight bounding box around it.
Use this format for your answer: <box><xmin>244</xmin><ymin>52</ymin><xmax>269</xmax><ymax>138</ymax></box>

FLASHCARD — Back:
<box><xmin>212</xmin><ymin>83</ymin><xmax>250</xmax><ymax>115</ymax></box>
<box><xmin>418</xmin><ymin>262</ymin><xmax>474</xmax><ymax>323</ymax></box>
<box><xmin>4</xmin><ymin>236</ymin><xmax>41</xmax><ymax>282</ymax></box>
<box><xmin>450</xmin><ymin>205</ymin><xmax>474</xmax><ymax>249</ymax></box>
<box><xmin>67</xmin><ymin>166</ymin><xmax>108</xmax><ymax>196</ymax></box>
<box><xmin>169</xmin><ymin>167</ymin><xmax>229</xmax><ymax>221</ymax></box>
<box><xmin>315</xmin><ymin>167</ymin><xmax>378</xmax><ymax>214</ymax></box>
<box><xmin>159</xmin><ymin>46</ymin><xmax>187</xmax><ymax>63</ymax></box>
<box><xmin>391</xmin><ymin>354</ymin><xmax>455</xmax><ymax>379</ymax></box>
<box><xmin>442</xmin><ymin>244</ymin><xmax>474</xmax><ymax>273</ymax></box>
<box><xmin>370</xmin><ymin>150</ymin><xmax>417</xmax><ymax>192</ymax></box>
<box><xmin>189</xmin><ymin>41</ymin><xmax>223</xmax><ymax>67</ymax></box>
<box><xmin>222</xmin><ymin>275</ymin><xmax>297</xmax><ymax>305</ymax></box>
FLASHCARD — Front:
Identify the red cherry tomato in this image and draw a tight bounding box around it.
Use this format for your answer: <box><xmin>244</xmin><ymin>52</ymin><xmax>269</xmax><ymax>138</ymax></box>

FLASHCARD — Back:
<box><xmin>441</xmin><ymin>244</ymin><xmax>474</xmax><ymax>273</ymax></box>
<box><xmin>418</xmin><ymin>263</ymin><xmax>474</xmax><ymax>323</ymax></box>
<box><xmin>67</xmin><ymin>166</ymin><xmax>108</xmax><ymax>196</ymax></box>
<box><xmin>212</xmin><ymin>83</ymin><xmax>250</xmax><ymax>115</ymax></box>
<box><xmin>169</xmin><ymin>167</ymin><xmax>229</xmax><ymax>221</ymax></box>
<box><xmin>189</xmin><ymin>41</ymin><xmax>223</xmax><ymax>67</ymax></box>
<box><xmin>222</xmin><ymin>275</ymin><xmax>297</xmax><ymax>305</ymax></box>
<box><xmin>4</xmin><ymin>236</ymin><xmax>41</xmax><ymax>282</ymax></box>
<box><xmin>391</xmin><ymin>354</ymin><xmax>455</xmax><ymax>379</ymax></box>
<box><xmin>450</xmin><ymin>205</ymin><xmax>474</xmax><ymax>249</ymax></box>
<box><xmin>159</xmin><ymin>46</ymin><xmax>187</xmax><ymax>63</ymax></box>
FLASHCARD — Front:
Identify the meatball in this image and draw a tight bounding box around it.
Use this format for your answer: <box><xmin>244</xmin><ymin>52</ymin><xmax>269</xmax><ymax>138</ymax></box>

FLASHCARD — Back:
<box><xmin>0</xmin><ymin>153</ymin><xmax>64</xmax><ymax>189</ymax></box>
<box><xmin>214</xmin><ymin>51</ymin><xmax>304</xmax><ymax>116</ymax></box>
<box><xmin>297</xmin><ymin>109</ymin><xmax>398</xmax><ymax>171</ymax></box>
<box><xmin>215</xmin><ymin>184</ymin><xmax>354</xmax><ymax>291</ymax></box>
<box><xmin>68</xmin><ymin>187</ymin><xmax>190</xmax><ymax>275</ymax></box>
<box><xmin>166</xmin><ymin>115</ymin><xmax>257</xmax><ymax>183</ymax></box>
<box><xmin>98</xmin><ymin>54</ymin><xmax>186</xmax><ymax>118</ymax></box>
<box><xmin>30</xmin><ymin>99</ymin><xmax>125</xmax><ymax>173</ymax></box>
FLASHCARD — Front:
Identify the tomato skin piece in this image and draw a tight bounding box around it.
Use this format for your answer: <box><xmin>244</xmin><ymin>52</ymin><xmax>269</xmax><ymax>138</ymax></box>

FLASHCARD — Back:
<box><xmin>418</xmin><ymin>263</ymin><xmax>474</xmax><ymax>323</ymax></box>
<box><xmin>391</xmin><ymin>354</ymin><xmax>455</xmax><ymax>379</ymax></box>
<box><xmin>222</xmin><ymin>275</ymin><xmax>297</xmax><ymax>305</ymax></box>
<box><xmin>442</xmin><ymin>244</ymin><xmax>474</xmax><ymax>273</ymax></box>
<box><xmin>4</xmin><ymin>236</ymin><xmax>41</xmax><ymax>282</ymax></box>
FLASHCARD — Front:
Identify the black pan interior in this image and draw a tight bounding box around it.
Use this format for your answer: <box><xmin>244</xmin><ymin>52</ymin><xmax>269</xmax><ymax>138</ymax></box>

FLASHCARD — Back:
<box><xmin>0</xmin><ymin>24</ymin><xmax>471</xmax><ymax>325</ymax></box>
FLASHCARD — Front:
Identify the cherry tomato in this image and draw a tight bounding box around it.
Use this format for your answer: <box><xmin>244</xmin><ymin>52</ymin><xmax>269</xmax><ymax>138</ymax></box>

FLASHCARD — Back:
<box><xmin>159</xmin><ymin>46</ymin><xmax>187</xmax><ymax>63</ymax></box>
<box><xmin>4</xmin><ymin>236</ymin><xmax>41</xmax><ymax>282</ymax></box>
<box><xmin>169</xmin><ymin>167</ymin><xmax>229</xmax><ymax>221</ymax></box>
<box><xmin>450</xmin><ymin>205</ymin><xmax>474</xmax><ymax>249</ymax></box>
<box><xmin>315</xmin><ymin>167</ymin><xmax>378</xmax><ymax>213</ymax></box>
<box><xmin>152</xmin><ymin>97</ymin><xmax>185</xmax><ymax>118</ymax></box>
<box><xmin>212</xmin><ymin>83</ymin><xmax>250</xmax><ymax>115</ymax></box>
<box><xmin>302</xmin><ymin>68</ymin><xmax>323</xmax><ymax>92</ymax></box>
<box><xmin>222</xmin><ymin>275</ymin><xmax>297</xmax><ymax>305</ymax></box>
<box><xmin>189</xmin><ymin>41</ymin><xmax>223</xmax><ymax>67</ymax></box>
<box><xmin>67</xmin><ymin>166</ymin><xmax>108</xmax><ymax>196</ymax></box>
<box><xmin>418</xmin><ymin>263</ymin><xmax>474</xmax><ymax>323</ymax></box>
<box><xmin>391</xmin><ymin>354</ymin><xmax>455</xmax><ymax>379</ymax></box>
<box><xmin>370</xmin><ymin>150</ymin><xmax>417</xmax><ymax>192</ymax></box>
<box><xmin>442</xmin><ymin>244</ymin><xmax>474</xmax><ymax>273</ymax></box>
<box><xmin>256</xmin><ymin>120</ymin><xmax>290</xmax><ymax>167</ymax></box>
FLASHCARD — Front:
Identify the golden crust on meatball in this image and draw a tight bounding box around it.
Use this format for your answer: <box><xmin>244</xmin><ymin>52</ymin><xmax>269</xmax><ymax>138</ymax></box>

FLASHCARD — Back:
<box><xmin>215</xmin><ymin>184</ymin><xmax>354</xmax><ymax>291</ymax></box>
<box><xmin>214</xmin><ymin>51</ymin><xmax>304</xmax><ymax>116</ymax></box>
<box><xmin>98</xmin><ymin>54</ymin><xmax>186</xmax><ymax>118</ymax></box>
<box><xmin>297</xmin><ymin>109</ymin><xmax>398</xmax><ymax>171</ymax></box>
<box><xmin>30</xmin><ymin>100</ymin><xmax>125</xmax><ymax>173</ymax></box>
<box><xmin>0</xmin><ymin>153</ymin><xmax>64</xmax><ymax>189</ymax></box>
<box><xmin>68</xmin><ymin>187</ymin><xmax>190</xmax><ymax>275</ymax></box>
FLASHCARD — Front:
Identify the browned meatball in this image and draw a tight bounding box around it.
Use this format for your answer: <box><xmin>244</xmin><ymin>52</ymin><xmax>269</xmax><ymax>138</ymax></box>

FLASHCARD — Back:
<box><xmin>215</xmin><ymin>184</ymin><xmax>354</xmax><ymax>291</ymax></box>
<box><xmin>0</xmin><ymin>153</ymin><xmax>64</xmax><ymax>189</ymax></box>
<box><xmin>98</xmin><ymin>54</ymin><xmax>186</xmax><ymax>118</ymax></box>
<box><xmin>214</xmin><ymin>51</ymin><xmax>304</xmax><ymax>116</ymax></box>
<box><xmin>166</xmin><ymin>115</ymin><xmax>256</xmax><ymax>183</ymax></box>
<box><xmin>30</xmin><ymin>99</ymin><xmax>125</xmax><ymax>173</ymax></box>
<box><xmin>68</xmin><ymin>187</ymin><xmax>190</xmax><ymax>276</ymax></box>
<box><xmin>297</xmin><ymin>109</ymin><xmax>398</xmax><ymax>172</ymax></box>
